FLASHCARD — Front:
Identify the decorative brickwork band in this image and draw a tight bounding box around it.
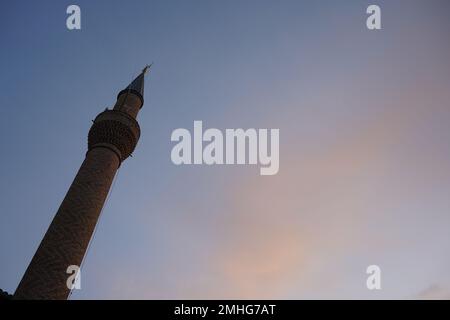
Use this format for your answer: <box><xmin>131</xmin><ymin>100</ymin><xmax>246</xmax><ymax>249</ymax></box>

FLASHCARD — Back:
<box><xmin>88</xmin><ymin>110</ymin><xmax>141</xmax><ymax>163</ymax></box>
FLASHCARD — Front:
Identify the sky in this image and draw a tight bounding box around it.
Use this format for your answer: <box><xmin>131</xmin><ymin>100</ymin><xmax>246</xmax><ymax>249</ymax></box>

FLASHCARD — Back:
<box><xmin>1</xmin><ymin>0</ymin><xmax>450</xmax><ymax>299</ymax></box>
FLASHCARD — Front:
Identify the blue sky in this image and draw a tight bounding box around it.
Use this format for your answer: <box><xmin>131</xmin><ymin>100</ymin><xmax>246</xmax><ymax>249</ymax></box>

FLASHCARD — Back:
<box><xmin>1</xmin><ymin>0</ymin><xmax>450</xmax><ymax>299</ymax></box>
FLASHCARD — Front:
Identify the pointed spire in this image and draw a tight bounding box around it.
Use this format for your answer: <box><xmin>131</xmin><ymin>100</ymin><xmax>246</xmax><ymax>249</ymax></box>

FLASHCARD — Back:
<box><xmin>117</xmin><ymin>64</ymin><xmax>152</xmax><ymax>106</ymax></box>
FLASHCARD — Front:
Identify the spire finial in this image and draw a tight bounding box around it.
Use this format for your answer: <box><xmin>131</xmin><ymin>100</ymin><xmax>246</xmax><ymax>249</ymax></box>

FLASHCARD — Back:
<box><xmin>142</xmin><ymin>63</ymin><xmax>153</xmax><ymax>75</ymax></box>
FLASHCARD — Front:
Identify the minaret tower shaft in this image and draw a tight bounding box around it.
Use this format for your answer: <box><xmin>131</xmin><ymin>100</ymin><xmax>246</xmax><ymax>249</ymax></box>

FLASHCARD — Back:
<box><xmin>14</xmin><ymin>67</ymin><xmax>150</xmax><ymax>300</ymax></box>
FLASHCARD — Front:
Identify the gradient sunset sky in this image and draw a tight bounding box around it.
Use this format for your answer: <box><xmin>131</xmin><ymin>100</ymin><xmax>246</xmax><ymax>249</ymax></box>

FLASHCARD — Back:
<box><xmin>1</xmin><ymin>0</ymin><xmax>450</xmax><ymax>299</ymax></box>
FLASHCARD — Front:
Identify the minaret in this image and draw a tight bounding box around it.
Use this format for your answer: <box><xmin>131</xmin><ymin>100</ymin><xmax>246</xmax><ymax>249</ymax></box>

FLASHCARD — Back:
<box><xmin>14</xmin><ymin>66</ymin><xmax>150</xmax><ymax>300</ymax></box>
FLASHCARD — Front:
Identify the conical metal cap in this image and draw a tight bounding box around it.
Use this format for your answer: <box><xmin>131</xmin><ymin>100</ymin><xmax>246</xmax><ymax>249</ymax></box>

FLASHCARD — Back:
<box><xmin>117</xmin><ymin>65</ymin><xmax>151</xmax><ymax>106</ymax></box>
